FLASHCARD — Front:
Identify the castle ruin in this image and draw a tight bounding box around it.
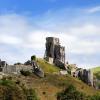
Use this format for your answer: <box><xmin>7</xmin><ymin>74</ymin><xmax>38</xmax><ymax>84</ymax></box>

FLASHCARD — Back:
<box><xmin>44</xmin><ymin>37</ymin><xmax>66</xmax><ymax>69</ymax></box>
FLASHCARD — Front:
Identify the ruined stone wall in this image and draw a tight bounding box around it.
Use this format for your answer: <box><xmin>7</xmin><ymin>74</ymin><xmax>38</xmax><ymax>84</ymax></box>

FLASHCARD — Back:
<box><xmin>3</xmin><ymin>65</ymin><xmax>33</xmax><ymax>74</ymax></box>
<box><xmin>76</xmin><ymin>69</ymin><xmax>93</xmax><ymax>86</ymax></box>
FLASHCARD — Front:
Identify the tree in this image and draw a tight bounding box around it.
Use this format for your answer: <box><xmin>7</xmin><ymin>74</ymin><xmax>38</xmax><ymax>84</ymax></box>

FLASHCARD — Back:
<box><xmin>31</xmin><ymin>55</ymin><xmax>36</xmax><ymax>61</ymax></box>
<box><xmin>90</xmin><ymin>94</ymin><xmax>100</xmax><ymax>100</ymax></box>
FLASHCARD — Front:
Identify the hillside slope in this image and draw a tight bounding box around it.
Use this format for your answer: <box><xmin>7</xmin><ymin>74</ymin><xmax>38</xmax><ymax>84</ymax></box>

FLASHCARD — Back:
<box><xmin>0</xmin><ymin>59</ymin><xmax>99</xmax><ymax>100</ymax></box>
<box><xmin>92</xmin><ymin>67</ymin><xmax>100</xmax><ymax>80</ymax></box>
<box><xmin>31</xmin><ymin>59</ymin><xmax>99</xmax><ymax>99</ymax></box>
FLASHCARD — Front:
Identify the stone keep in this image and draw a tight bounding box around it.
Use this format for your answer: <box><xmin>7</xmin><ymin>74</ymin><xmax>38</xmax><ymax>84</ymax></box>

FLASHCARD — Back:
<box><xmin>45</xmin><ymin>37</ymin><xmax>65</xmax><ymax>69</ymax></box>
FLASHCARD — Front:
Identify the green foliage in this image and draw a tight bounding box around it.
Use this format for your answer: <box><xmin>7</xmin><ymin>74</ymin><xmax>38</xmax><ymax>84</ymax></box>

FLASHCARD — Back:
<box><xmin>57</xmin><ymin>84</ymin><xmax>100</xmax><ymax>100</ymax></box>
<box><xmin>57</xmin><ymin>85</ymin><xmax>89</xmax><ymax>100</ymax></box>
<box><xmin>90</xmin><ymin>94</ymin><xmax>100</xmax><ymax>100</ymax></box>
<box><xmin>26</xmin><ymin>89</ymin><xmax>39</xmax><ymax>100</ymax></box>
<box><xmin>92</xmin><ymin>67</ymin><xmax>100</xmax><ymax>80</ymax></box>
<box><xmin>20</xmin><ymin>70</ymin><xmax>31</xmax><ymax>76</ymax></box>
<box><xmin>37</xmin><ymin>59</ymin><xmax>60</xmax><ymax>73</ymax></box>
<box><xmin>0</xmin><ymin>77</ymin><xmax>39</xmax><ymax>100</ymax></box>
<box><xmin>0</xmin><ymin>77</ymin><xmax>15</xmax><ymax>88</ymax></box>
<box><xmin>94</xmin><ymin>72</ymin><xmax>100</xmax><ymax>80</ymax></box>
<box><xmin>14</xmin><ymin>62</ymin><xmax>22</xmax><ymax>65</ymax></box>
<box><xmin>31</xmin><ymin>55</ymin><xmax>36</xmax><ymax>61</ymax></box>
<box><xmin>92</xmin><ymin>67</ymin><xmax>100</xmax><ymax>73</ymax></box>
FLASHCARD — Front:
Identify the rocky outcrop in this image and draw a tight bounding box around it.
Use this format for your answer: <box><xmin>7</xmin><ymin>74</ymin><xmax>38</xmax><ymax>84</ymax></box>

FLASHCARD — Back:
<box><xmin>32</xmin><ymin>60</ymin><xmax>44</xmax><ymax>78</ymax></box>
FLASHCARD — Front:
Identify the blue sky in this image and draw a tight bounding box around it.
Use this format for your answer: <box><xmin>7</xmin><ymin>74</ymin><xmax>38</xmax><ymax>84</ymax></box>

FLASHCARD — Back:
<box><xmin>0</xmin><ymin>0</ymin><xmax>100</xmax><ymax>68</ymax></box>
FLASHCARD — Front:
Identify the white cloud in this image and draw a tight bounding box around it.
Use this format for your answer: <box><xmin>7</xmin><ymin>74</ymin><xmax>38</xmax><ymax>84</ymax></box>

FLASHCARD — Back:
<box><xmin>0</xmin><ymin>10</ymin><xmax>100</xmax><ymax>68</ymax></box>
<box><xmin>68</xmin><ymin>24</ymin><xmax>100</xmax><ymax>35</ymax></box>
<box><xmin>70</xmin><ymin>40</ymin><xmax>100</xmax><ymax>54</ymax></box>
<box><xmin>87</xmin><ymin>6</ymin><xmax>100</xmax><ymax>13</ymax></box>
<box><xmin>0</xmin><ymin>34</ymin><xmax>22</xmax><ymax>45</ymax></box>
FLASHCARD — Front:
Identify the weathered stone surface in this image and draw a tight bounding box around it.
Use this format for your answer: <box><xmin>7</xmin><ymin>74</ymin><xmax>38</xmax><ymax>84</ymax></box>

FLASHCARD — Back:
<box><xmin>3</xmin><ymin>65</ymin><xmax>33</xmax><ymax>74</ymax></box>
<box><xmin>93</xmin><ymin>78</ymin><xmax>100</xmax><ymax>89</ymax></box>
<box><xmin>45</xmin><ymin>37</ymin><xmax>66</xmax><ymax>69</ymax></box>
<box><xmin>54</xmin><ymin>59</ymin><xmax>65</xmax><ymax>69</ymax></box>
<box><xmin>32</xmin><ymin>61</ymin><xmax>44</xmax><ymax>78</ymax></box>
<box><xmin>34</xmin><ymin>68</ymin><xmax>44</xmax><ymax>78</ymax></box>
<box><xmin>60</xmin><ymin>70</ymin><xmax>68</xmax><ymax>75</ymax></box>
<box><xmin>76</xmin><ymin>69</ymin><xmax>93</xmax><ymax>86</ymax></box>
<box><xmin>0</xmin><ymin>59</ymin><xmax>8</xmax><ymax>72</ymax></box>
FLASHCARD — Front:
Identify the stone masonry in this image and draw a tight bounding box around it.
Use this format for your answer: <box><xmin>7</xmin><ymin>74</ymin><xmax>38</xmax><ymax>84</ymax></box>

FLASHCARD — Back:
<box><xmin>45</xmin><ymin>37</ymin><xmax>66</xmax><ymax>69</ymax></box>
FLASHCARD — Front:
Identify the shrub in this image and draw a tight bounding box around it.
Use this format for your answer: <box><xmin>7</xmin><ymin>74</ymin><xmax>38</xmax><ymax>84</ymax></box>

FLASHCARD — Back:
<box><xmin>31</xmin><ymin>55</ymin><xmax>36</xmax><ymax>61</ymax></box>
<box><xmin>90</xmin><ymin>94</ymin><xmax>100</xmax><ymax>100</ymax></box>
<box><xmin>0</xmin><ymin>78</ymin><xmax>14</xmax><ymax>88</ymax></box>
<box><xmin>24</xmin><ymin>88</ymin><xmax>39</xmax><ymax>100</ymax></box>
<box><xmin>20</xmin><ymin>70</ymin><xmax>31</xmax><ymax>76</ymax></box>
<box><xmin>14</xmin><ymin>62</ymin><xmax>22</xmax><ymax>65</ymax></box>
<box><xmin>57</xmin><ymin>85</ymin><xmax>89</xmax><ymax>100</ymax></box>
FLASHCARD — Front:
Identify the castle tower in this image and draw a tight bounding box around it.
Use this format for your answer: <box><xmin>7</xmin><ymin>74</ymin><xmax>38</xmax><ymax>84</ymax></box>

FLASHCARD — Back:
<box><xmin>45</xmin><ymin>37</ymin><xmax>59</xmax><ymax>58</ymax></box>
<box><xmin>45</xmin><ymin>37</ymin><xmax>66</xmax><ymax>69</ymax></box>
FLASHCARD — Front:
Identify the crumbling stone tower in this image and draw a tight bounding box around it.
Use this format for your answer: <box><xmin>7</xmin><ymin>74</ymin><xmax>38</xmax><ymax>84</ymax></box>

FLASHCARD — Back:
<box><xmin>45</xmin><ymin>37</ymin><xmax>66</xmax><ymax>69</ymax></box>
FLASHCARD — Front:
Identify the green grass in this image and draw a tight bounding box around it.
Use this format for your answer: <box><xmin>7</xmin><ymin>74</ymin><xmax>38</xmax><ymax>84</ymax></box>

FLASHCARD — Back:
<box><xmin>92</xmin><ymin>67</ymin><xmax>100</xmax><ymax>80</ymax></box>
<box><xmin>36</xmin><ymin>59</ymin><xmax>100</xmax><ymax>96</ymax></box>
<box><xmin>37</xmin><ymin>58</ymin><xmax>60</xmax><ymax>73</ymax></box>
<box><xmin>92</xmin><ymin>67</ymin><xmax>100</xmax><ymax>74</ymax></box>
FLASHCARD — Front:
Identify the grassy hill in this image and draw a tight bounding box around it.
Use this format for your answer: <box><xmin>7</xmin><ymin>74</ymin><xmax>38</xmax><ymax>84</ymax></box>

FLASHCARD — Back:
<box><xmin>37</xmin><ymin>58</ymin><xmax>60</xmax><ymax>73</ymax></box>
<box><xmin>0</xmin><ymin>59</ymin><xmax>100</xmax><ymax>100</ymax></box>
<box><xmin>32</xmin><ymin>59</ymin><xmax>99</xmax><ymax>99</ymax></box>
<box><xmin>92</xmin><ymin>67</ymin><xmax>100</xmax><ymax>73</ymax></box>
<box><xmin>92</xmin><ymin>67</ymin><xmax>100</xmax><ymax>80</ymax></box>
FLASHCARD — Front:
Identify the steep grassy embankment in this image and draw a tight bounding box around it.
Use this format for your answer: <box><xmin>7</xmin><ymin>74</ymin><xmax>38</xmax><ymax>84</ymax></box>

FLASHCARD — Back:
<box><xmin>37</xmin><ymin>58</ymin><xmax>60</xmax><ymax>73</ymax></box>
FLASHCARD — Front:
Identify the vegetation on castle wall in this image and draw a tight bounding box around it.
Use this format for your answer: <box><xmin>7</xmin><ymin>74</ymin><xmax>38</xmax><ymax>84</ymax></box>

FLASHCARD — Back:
<box><xmin>31</xmin><ymin>55</ymin><xmax>36</xmax><ymax>61</ymax></box>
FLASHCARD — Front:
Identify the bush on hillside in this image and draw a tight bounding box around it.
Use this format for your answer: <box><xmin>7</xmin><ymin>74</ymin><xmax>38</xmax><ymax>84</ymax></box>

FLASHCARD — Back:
<box><xmin>57</xmin><ymin>84</ymin><xmax>100</xmax><ymax>100</ymax></box>
<box><xmin>57</xmin><ymin>85</ymin><xmax>89</xmax><ymax>100</ymax></box>
<box><xmin>20</xmin><ymin>70</ymin><xmax>31</xmax><ymax>76</ymax></box>
<box><xmin>90</xmin><ymin>94</ymin><xmax>100</xmax><ymax>100</ymax></box>
<box><xmin>25</xmin><ymin>89</ymin><xmax>39</xmax><ymax>100</ymax></box>
<box><xmin>0</xmin><ymin>77</ymin><xmax>15</xmax><ymax>88</ymax></box>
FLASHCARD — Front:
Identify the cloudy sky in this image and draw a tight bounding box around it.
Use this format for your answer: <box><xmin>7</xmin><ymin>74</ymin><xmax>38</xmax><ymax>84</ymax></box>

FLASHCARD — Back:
<box><xmin>0</xmin><ymin>0</ymin><xmax>100</xmax><ymax>69</ymax></box>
